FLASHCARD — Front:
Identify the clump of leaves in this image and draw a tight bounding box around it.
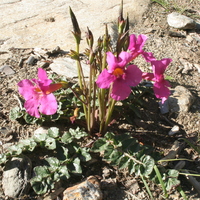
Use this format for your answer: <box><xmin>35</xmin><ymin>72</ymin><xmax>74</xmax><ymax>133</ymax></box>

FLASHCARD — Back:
<box><xmin>0</xmin><ymin>127</ymin><xmax>91</xmax><ymax>195</ymax></box>
<box><xmin>92</xmin><ymin>132</ymin><xmax>181</xmax><ymax>197</ymax></box>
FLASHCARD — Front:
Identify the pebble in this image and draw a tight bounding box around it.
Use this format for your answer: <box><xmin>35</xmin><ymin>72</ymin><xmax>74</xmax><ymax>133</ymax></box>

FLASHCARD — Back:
<box><xmin>194</xmin><ymin>64</ymin><xmax>200</xmax><ymax>73</ymax></box>
<box><xmin>179</xmin><ymin>58</ymin><xmax>193</xmax><ymax>74</ymax></box>
<box><xmin>26</xmin><ymin>55</ymin><xmax>37</xmax><ymax>65</ymax></box>
<box><xmin>2</xmin><ymin>155</ymin><xmax>32</xmax><ymax>198</ymax></box>
<box><xmin>168</xmin><ymin>86</ymin><xmax>195</xmax><ymax>112</ymax></box>
<box><xmin>168</xmin><ymin>125</ymin><xmax>180</xmax><ymax>136</ymax></box>
<box><xmin>63</xmin><ymin>176</ymin><xmax>103</xmax><ymax>200</ymax></box>
<box><xmin>167</xmin><ymin>12</ymin><xmax>196</xmax><ymax>30</ymax></box>
<box><xmin>50</xmin><ymin>57</ymin><xmax>90</xmax><ymax>78</ymax></box>
<box><xmin>0</xmin><ymin>65</ymin><xmax>15</xmax><ymax>75</ymax></box>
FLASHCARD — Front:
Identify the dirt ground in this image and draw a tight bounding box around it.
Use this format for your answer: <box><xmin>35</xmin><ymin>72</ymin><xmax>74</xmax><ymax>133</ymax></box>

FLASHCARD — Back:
<box><xmin>0</xmin><ymin>0</ymin><xmax>200</xmax><ymax>199</ymax></box>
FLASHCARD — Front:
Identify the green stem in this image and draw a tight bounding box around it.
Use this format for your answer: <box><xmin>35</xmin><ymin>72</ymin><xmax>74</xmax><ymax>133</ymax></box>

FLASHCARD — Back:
<box><xmin>177</xmin><ymin>186</ymin><xmax>188</xmax><ymax>200</ymax></box>
<box><xmin>154</xmin><ymin>165</ymin><xmax>168</xmax><ymax>198</ymax></box>
<box><xmin>140</xmin><ymin>174</ymin><xmax>154</xmax><ymax>200</ymax></box>
<box><xmin>103</xmin><ymin>98</ymin><xmax>116</xmax><ymax>134</ymax></box>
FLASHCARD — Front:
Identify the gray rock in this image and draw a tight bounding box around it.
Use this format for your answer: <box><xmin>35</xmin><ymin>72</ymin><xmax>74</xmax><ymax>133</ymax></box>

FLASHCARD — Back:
<box><xmin>2</xmin><ymin>155</ymin><xmax>32</xmax><ymax>198</ymax></box>
<box><xmin>168</xmin><ymin>86</ymin><xmax>195</xmax><ymax>112</ymax></box>
<box><xmin>0</xmin><ymin>0</ymin><xmax>150</xmax><ymax>52</ymax></box>
<box><xmin>50</xmin><ymin>57</ymin><xmax>90</xmax><ymax>78</ymax></box>
<box><xmin>0</xmin><ymin>65</ymin><xmax>15</xmax><ymax>75</ymax></box>
<box><xmin>167</xmin><ymin>12</ymin><xmax>196</xmax><ymax>30</ymax></box>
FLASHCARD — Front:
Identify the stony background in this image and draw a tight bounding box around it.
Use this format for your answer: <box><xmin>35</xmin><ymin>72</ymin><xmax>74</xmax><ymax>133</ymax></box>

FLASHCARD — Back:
<box><xmin>0</xmin><ymin>0</ymin><xmax>150</xmax><ymax>55</ymax></box>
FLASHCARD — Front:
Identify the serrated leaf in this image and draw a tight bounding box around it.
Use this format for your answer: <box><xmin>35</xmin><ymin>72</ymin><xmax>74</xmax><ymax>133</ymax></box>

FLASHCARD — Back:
<box><xmin>59</xmin><ymin>165</ymin><xmax>70</xmax><ymax>179</ymax></box>
<box><xmin>45</xmin><ymin>137</ymin><xmax>56</xmax><ymax>150</ymax></box>
<box><xmin>69</xmin><ymin>127</ymin><xmax>88</xmax><ymax>139</ymax></box>
<box><xmin>45</xmin><ymin>157</ymin><xmax>60</xmax><ymax>171</ymax></box>
<box><xmin>140</xmin><ymin>155</ymin><xmax>155</xmax><ymax>177</ymax></box>
<box><xmin>0</xmin><ymin>154</ymin><xmax>7</xmax><ymax>164</ymax></box>
<box><xmin>48</xmin><ymin>127</ymin><xmax>59</xmax><ymax>138</ymax></box>
<box><xmin>92</xmin><ymin>138</ymin><xmax>108</xmax><ymax>152</ymax></box>
<box><xmin>61</xmin><ymin>131</ymin><xmax>72</xmax><ymax>144</ymax></box>
<box><xmin>167</xmin><ymin>169</ymin><xmax>179</xmax><ymax>178</ymax></box>
<box><xmin>78</xmin><ymin>147</ymin><xmax>91</xmax><ymax>162</ymax></box>
<box><xmin>166</xmin><ymin>177</ymin><xmax>180</xmax><ymax>191</ymax></box>
<box><xmin>33</xmin><ymin>133</ymin><xmax>47</xmax><ymax>143</ymax></box>
<box><xmin>104</xmin><ymin>144</ymin><xmax>115</xmax><ymax>159</ymax></box>
<box><xmin>128</xmin><ymin>160</ymin><xmax>136</xmax><ymax>174</ymax></box>
<box><xmin>34</xmin><ymin>166</ymin><xmax>50</xmax><ymax>178</ymax></box>
<box><xmin>9</xmin><ymin>106</ymin><xmax>23</xmax><ymax>121</ymax></box>
<box><xmin>24</xmin><ymin>113</ymin><xmax>38</xmax><ymax>124</ymax></box>
<box><xmin>118</xmin><ymin>156</ymin><xmax>130</xmax><ymax>169</ymax></box>
<box><xmin>8</xmin><ymin>145</ymin><xmax>22</xmax><ymax>155</ymax></box>
<box><xmin>68</xmin><ymin>157</ymin><xmax>82</xmax><ymax>174</ymax></box>
<box><xmin>31</xmin><ymin>176</ymin><xmax>50</xmax><ymax>195</ymax></box>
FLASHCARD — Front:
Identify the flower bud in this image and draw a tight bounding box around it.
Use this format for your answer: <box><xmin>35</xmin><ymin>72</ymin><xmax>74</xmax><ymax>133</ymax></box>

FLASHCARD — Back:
<box><xmin>69</xmin><ymin>7</ymin><xmax>81</xmax><ymax>44</ymax></box>
<box><xmin>86</xmin><ymin>27</ymin><xmax>94</xmax><ymax>49</ymax></box>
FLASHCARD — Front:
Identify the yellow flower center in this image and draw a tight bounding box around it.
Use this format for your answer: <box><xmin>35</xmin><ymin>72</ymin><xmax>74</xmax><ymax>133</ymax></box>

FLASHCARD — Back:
<box><xmin>34</xmin><ymin>87</ymin><xmax>42</xmax><ymax>93</ymax></box>
<box><xmin>112</xmin><ymin>68</ymin><xmax>124</xmax><ymax>77</ymax></box>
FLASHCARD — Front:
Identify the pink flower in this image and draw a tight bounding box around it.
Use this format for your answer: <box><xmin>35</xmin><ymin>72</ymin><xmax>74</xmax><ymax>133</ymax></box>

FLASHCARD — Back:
<box><xmin>96</xmin><ymin>51</ymin><xmax>142</xmax><ymax>101</ymax></box>
<box><xmin>142</xmin><ymin>58</ymin><xmax>172</xmax><ymax>103</ymax></box>
<box><xmin>128</xmin><ymin>34</ymin><xmax>155</xmax><ymax>62</ymax></box>
<box><xmin>18</xmin><ymin>68</ymin><xmax>62</xmax><ymax>118</ymax></box>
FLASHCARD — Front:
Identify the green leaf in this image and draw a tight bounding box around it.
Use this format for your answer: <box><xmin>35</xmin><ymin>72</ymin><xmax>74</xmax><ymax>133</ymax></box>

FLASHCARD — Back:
<box><xmin>34</xmin><ymin>166</ymin><xmax>50</xmax><ymax>178</ymax></box>
<box><xmin>0</xmin><ymin>154</ymin><xmax>7</xmax><ymax>164</ymax></box>
<box><xmin>140</xmin><ymin>155</ymin><xmax>155</xmax><ymax>177</ymax></box>
<box><xmin>24</xmin><ymin>113</ymin><xmax>38</xmax><ymax>124</ymax></box>
<box><xmin>78</xmin><ymin>147</ymin><xmax>92</xmax><ymax>162</ymax></box>
<box><xmin>167</xmin><ymin>169</ymin><xmax>179</xmax><ymax>178</ymax></box>
<box><xmin>118</xmin><ymin>156</ymin><xmax>130</xmax><ymax>169</ymax></box>
<box><xmin>166</xmin><ymin>177</ymin><xmax>180</xmax><ymax>191</ymax></box>
<box><xmin>9</xmin><ymin>106</ymin><xmax>23</xmax><ymax>121</ymax></box>
<box><xmin>59</xmin><ymin>165</ymin><xmax>70</xmax><ymax>179</ymax></box>
<box><xmin>92</xmin><ymin>138</ymin><xmax>108</xmax><ymax>152</ymax></box>
<box><xmin>68</xmin><ymin>157</ymin><xmax>82</xmax><ymax>174</ymax></box>
<box><xmin>128</xmin><ymin>160</ymin><xmax>136</xmax><ymax>174</ymax></box>
<box><xmin>45</xmin><ymin>137</ymin><xmax>56</xmax><ymax>150</ymax></box>
<box><xmin>8</xmin><ymin>145</ymin><xmax>22</xmax><ymax>155</ymax></box>
<box><xmin>31</xmin><ymin>176</ymin><xmax>48</xmax><ymax>194</ymax></box>
<box><xmin>48</xmin><ymin>127</ymin><xmax>59</xmax><ymax>138</ymax></box>
<box><xmin>45</xmin><ymin>157</ymin><xmax>60</xmax><ymax>171</ymax></box>
<box><xmin>61</xmin><ymin>131</ymin><xmax>73</xmax><ymax>144</ymax></box>
<box><xmin>33</xmin><ymin>132</ymin><xmax>47</xmax><ymax>143</ymax></box>
<box><xmin>69</xmin><ymin>127</ymin><xmax>88</xmax><ymax>139</ymax></box>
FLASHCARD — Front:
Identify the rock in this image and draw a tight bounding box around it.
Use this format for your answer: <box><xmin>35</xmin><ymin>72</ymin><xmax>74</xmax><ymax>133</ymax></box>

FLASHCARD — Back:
<box><xmin>63</xmin><ymin>176</ymin><xmax>102</xmax><ymax>200</ymax></box>
<box><xmin>167</xmin><ymin>12</ymin><xmax>196</xmax><ymax>30</ymax></box>
<box><xmin>0</xmin><ymin>65</ymin><xmax>15</xmax><ymax>75</ymax></box>
<box><xmin>168</xmin><ymin>86</ymin><xmax>195</xmax><ymax>113</ymax></box>
<box><xmin>179</xmin><ymin>58</ymin><xmax>193</xmax><ymax>74</ymax></box>
<box><xmin>50</xmin><ymin>57</ymin><xmax>90</xmax><ymax>78</ymax></box>
<box><xmin>2</xmin><ymin>155</ymin><xmax>32</xmax><ymax>198</ymax></box>
<box><xmin>159</xmin><ymin>99</ymin><xmax>169</xmax><ymax>114</ymax></box>
<box><xmin>0</xmin><ymin>0</ymin><xmax>150</xmax><ymax>52</ymax></box>
<box><xmin>168</xmin><ymin>125</ymin><xmax>180</xmax><ymax>136</ymax></box>
<box><xmin>194</xmin><ymin>64</ymin><xmax>200</xmax><ymax>73</ymax></box>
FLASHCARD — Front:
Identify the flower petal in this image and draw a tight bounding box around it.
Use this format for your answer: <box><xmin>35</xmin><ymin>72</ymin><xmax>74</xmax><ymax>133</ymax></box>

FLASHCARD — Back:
<box><xmin>39</xmin><ymin>94</ymin><xmax>58</xmax><ymax>115</ymax></box>
<box><xmin>96</xmin><ymin>69</ymin><xmax>115</xmax><ymax>89</ymax></box>
<box><xmin>142</xmin><ymin>51</ymin><xmax>156</xmax><ymax>63</ymax></box>
<box><xmin>38</xmin><ymin>68</ymin><xmax>52</xmax><ymax>86</ymax></box>
<box><xmin>124</xmin><ymin>65</ymin><xmax>142</xmax><ymax>87</ymax></box>
<box><xmin>111</xmin><ymin>79</ymin><xmax>131</xmax><ymax>101</ymax></box>
<box><xmin>24</xmin><ymin>98</ymin><xmax>40</xmax><ymax>118</ymax></box>
<box><xmin>151</xmin><ymin>58</ymin><xmax>172</xmax><ymax>75</ymax></box>
<box><xmin>106</xmin><ymin>51</ymin><xmax>132</xmax><ymax>73</ymax></box>
<box><xmin>18</xmin><ymin>79</ymin><xmax>35</xmax><ymax>100</ymax></box>
<box><xmin>153</xmin><ymin>81</ymin><xmax>170</xmax><ymax>102</ymax></box>
<box><xmin>142</xmin><ymin>72</ymin><xmax>154</xmax><ymax>81</ymax></box>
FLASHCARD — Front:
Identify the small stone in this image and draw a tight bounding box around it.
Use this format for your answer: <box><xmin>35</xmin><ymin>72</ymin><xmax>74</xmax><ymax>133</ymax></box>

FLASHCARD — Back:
<box><xmin>159</xmin><ymin>99</ymin><xmax>169</xmax><ymax>114</ymax></box>
<box><xmin>50</xmin><ymin>57</ymin><xmax>90</xmax><ymax>78</ymax></box>
<box><xmin>167</xmin><ymin>12</ymin><xmax>196</xmax><ymax>30</ymax></box>
<box><xmin>168</xmin><ymin>125</ymin><xmax>180</xmax><ymax>136</ymax></box>
<box><xmin>168</xmin><ymin>86</ymin><xmax>195</xmax><ymax>112</ymax></box>
<box><xmin>2</xmin><ymin>155</ymin><xmax>32</xmax><ymax>198</ymax></box>
<box><xmin>63</xmin><ymin>176</ymin><xmax>102</xmax><ymax>200</ymax></box>
<box><xmin>0</xmin><ymin>65</ymin><xmax>15</xmax><ymax>75</ymax></box>
<box><xmin>179</xmin><ymin>58</ymin><xmax>193</xmax><ymax>74</ymax></box>
<box><xmin>194</xmin><ymin>64</ymin><xmax>200</xmax><ymax>73</ymax></box>
<box><xmin>26</xmin><ymin>55</ymin><xmax>37</xmax><ymax>65</ymax></box>
<box><xmin>186</xmin><ymin>35</ymin><xmax>193</xmax><ymax>43</ymax></box>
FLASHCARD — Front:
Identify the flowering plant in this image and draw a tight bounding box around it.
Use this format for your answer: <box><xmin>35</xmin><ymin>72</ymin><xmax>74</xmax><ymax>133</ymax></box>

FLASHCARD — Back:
<box><xmin>17</xmin><ymin>3</ymin><xmax>172</xmax><ymax>135</ymax></box>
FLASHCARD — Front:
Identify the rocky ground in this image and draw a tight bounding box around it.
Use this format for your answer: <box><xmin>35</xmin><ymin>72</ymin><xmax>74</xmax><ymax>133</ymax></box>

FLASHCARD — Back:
<box><xmin>0</xmin><ymin>0</ymin><xmax>200</xmax><ymax>199</ymax></box>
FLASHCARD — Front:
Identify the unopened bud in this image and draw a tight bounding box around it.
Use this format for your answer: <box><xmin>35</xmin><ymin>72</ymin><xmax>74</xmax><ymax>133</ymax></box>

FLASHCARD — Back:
<box><xmin>86</xmin><ymin>27</ymin><xmax>94</xmax><ymax>49</ymax></box>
